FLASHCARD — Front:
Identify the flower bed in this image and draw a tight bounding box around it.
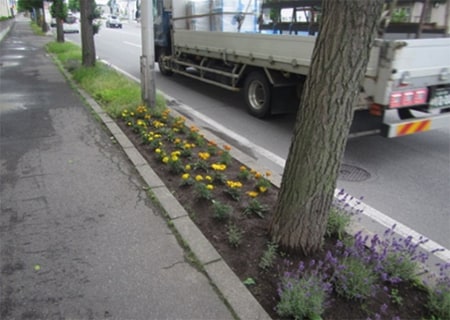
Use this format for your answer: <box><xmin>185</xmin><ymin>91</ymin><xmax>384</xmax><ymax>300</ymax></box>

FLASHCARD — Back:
<box><xmin>120</xmin><ymin>105</ymin><xmax>450</xmax><ymax>320</ymax></box>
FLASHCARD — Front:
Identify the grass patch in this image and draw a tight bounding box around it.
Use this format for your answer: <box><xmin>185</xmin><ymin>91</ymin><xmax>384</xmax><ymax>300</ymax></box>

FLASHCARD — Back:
<box><xmin>30</xmin><ymin>21</ymin><xmax>46</xmax><ymax>35</ymax></box>
<box><xmin>45</xmin><ymin>41</ymin><xmax>166</xmax><ymax>118</ymax></box>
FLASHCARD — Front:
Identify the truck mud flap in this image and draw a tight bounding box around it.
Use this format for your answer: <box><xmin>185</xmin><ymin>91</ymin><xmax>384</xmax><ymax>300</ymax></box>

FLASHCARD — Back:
<box><xmin>381</xmin><ymin>112</ymin><xmax>450</xmax><ymax>138</ymax></box>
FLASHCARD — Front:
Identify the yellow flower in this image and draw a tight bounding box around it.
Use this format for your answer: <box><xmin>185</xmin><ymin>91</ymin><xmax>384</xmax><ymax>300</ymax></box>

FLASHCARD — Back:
<box><xmin>195</xmin><ymin>175</ymin><xmax>203</xmax><ymax>182</ymax></box>
<box><xmin>171</xmin><ymin>155</ymin><xmax>179</xmax><ymax>162</ymax></box>
<box><xmin>162</xmin><ymin>156</ymin><xmax>169</xmax><ymax>164</ymax></box>
<box><xmin>206</xmin><ymin>184</ymin><xmax>214</xmax><ymax>190</ymax></box>
<box><xmin>127</xmin><ymin>121</ymin><xmax>132</xmax><ymax>126</ymax></box>
<box><xmin>155</xmin><ymin>148</ymin><xmax>162</xmax><ymax>154</ymax></box>
<box><xmin>223</xmin><ymin>144</ymin><xmax>232</xmax><ymax>151</ymax></box>
<box><xmin>181</xmin><ymin>173</ymin><xmax>190</xmax><ymax>180</ymax></box>
<box><xmin>240</xmin><ymin>166</ymin><xmax>247</xmax><ymax>171</ymax></box>
<box><xmin>246</xmin><ymin>191</ymin><xmax>259</xmax><ymax>198</ymax></box>
<box><xmin>137</xmin><ymin>119</ymin><xmax>146</xmax><ymax>127</ymax></box>
<box><xmin>198</xmin><ymin>152</ymin><xmax>210</xmax><ymax>160</ymax></box>
<box><xmin>205</xmin><ymin>175</ymin><xmax>212</xmax><ymax>182</ymax></box>
<box><xmin>226</xmin><ymin>180</ymin><xmax>242</xmax><ymax>188</ymax></box>
<box><xmin>266</xmin><ymin>171</ymin><xmax>272</xmax><ymax>177</ymax></box>
<box><xmin>258</xmin><ymin>186</ymin><xmax>267</xmax><ymax>193</ymax></box>
<box><xmin>254</xmin><ymin>172</ymin><xmax>262</xmax><ymax>179</ymax></box>
<box><xmin>185</xmin><ymin>164</ymin><xmax>192</xmax><ymax>171</ymax></box>
<box><xmin>211</xmin><ymin>163</ymin><xmax>227</xmax><ymax>171</ymax></box>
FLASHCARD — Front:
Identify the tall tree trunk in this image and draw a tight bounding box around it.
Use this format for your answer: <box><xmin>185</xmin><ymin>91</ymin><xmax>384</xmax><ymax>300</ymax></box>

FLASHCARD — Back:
<box><xmin>56</xmin><ymin>17</ymin><xmax>64</xmax><ymax>43</ymax></box>
<box><xmin>80</xmin><ymin>0</ymin><xmax>96</xmax><ymax>67</ymax></box>
<box><xmin>270</xmin><ymin>0</ymin><xmax>384</xmax><ymax>255</ymax></box>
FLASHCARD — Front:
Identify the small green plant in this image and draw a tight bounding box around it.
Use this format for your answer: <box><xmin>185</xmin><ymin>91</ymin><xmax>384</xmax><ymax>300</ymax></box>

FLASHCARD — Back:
<box><xmin>259</xmin><ymin>242</ymin><xmax>278</xmax><ymax>270</ymax></box>
<box><xmin>227</xmin><ymin>223</ymin><xmax>243</xmax><ymax>248</ymax></box>
<box><xmin>383</xmin><ymin>251</ymin><xmax>418</xmax><ymax>282</ymax></box>
<box><xmin>326</xmin><ymin>206</ymin><xmax>351</xmax><ymax>239</ymax></box>
<box><xmin>390</xmin><ymin>288</ymin><xmax>403</xmax><ymax>305</ymax></box>
<box><xmin>238</xmin><ymin>166</ymin><xmax>251</xmax><ymax>181</ymax></box>
<box><xmin>276</xmin><ymin>274</ymin><xmax>330</xmax><ymax>320</ymax></box>
<box><xmin>332</xmin><ymin>257</ymin><xmax>377</xmax><ymax>300</ymax></box>
<box><xmin>225</xmin><ymin>180</ymin><xmax>243</xmax><ymax>201</ymax></box>
<box><xmin>212</xmin><ymin>200</ymin><xmax>232</xmax><ymax>221</ymax></box>
<box><xmin>243</xmin><ymin>277</ymin><xmax>256</xmax><ymax>286</ymax></box>
<box><xmin>193</xmin><ymin>179</ymin><xmax>214</xmax><ymax>201</ymax></box>
<box><xmin>244</xmin><ymin>198</ymin><xmax>268</xmax><ymax>218</ymax></box>
<box><xmin>218</xmin><ymin>149</ymin><xmax>232</xmax><ymax>165</ymax></box>
<box><xmin>428</xmin><ymin>282</ymin><xmax>450</xmax><ymax>320</ymax></box>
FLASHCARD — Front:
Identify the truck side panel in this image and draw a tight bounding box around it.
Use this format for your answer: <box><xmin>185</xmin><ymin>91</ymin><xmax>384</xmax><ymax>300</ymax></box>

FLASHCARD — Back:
<box><xmin>173</xmin><ymin>30</ymin><xmax>381</xmax><ymax>78</ymax></box>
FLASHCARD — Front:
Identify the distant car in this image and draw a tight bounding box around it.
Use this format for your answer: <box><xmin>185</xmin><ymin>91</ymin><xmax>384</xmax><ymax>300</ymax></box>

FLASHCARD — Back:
<box><xmin>106</xmin><ymin>15</ymin><xmax>122</xmax><ymax>28</ymax></box>
<box><xmin>63</xmin><ymin>15</ymin><xmax>79</xmax><ymax>33</ymax></box>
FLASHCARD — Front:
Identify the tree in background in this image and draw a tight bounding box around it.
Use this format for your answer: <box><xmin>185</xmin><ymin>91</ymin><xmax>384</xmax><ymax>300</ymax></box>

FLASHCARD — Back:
<box><xmin>50</xmin><ymin>0</ymin><xmax>67</xmax><ymax>42</ymax></box>
<box><xmin>68</xmin><ymin>0</ymin><xmax>80</xmax><ymax>13</ymax></box>
<box><xmin>79</xmin><ymin>0</ymin><xmax>100</xmax><ymax>67</ymax></box>
<box><xmin>18</xmin><ymin>0</ymin><xmax>48</xmax><ymax>32</ymax></box>
<box><xmin>269</xmin><ymin>0</ymin><xmax>384</xmax><ymax>255</ymax></box>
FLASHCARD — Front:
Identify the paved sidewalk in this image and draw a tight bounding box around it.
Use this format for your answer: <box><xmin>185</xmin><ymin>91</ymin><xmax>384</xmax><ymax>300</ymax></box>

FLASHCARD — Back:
<box><xmin>0</xmin><ymin>17</ymin><xmax>266</xmax><ymax>320</ymax></box>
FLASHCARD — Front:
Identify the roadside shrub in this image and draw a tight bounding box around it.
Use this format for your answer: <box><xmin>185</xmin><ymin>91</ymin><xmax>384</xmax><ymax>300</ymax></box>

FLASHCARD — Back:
<box><xmin>326</xmin><ymin>206</ymin><xmax>351</xmax><ymax>239</ymax></box>
<box><xmin>428</xmin><ymin>282</ymin><xmax>450</xmax><ymax>319</ymax></box>
<box><xmin>277</xmin><ymin>274</ymin><xmax>330</xmax><ymax>320</ymax></box>
<box><xmin>427</xmin><ymin>263</ymin><xmax>450</xmax><ymax>319</ymax></box>
<box><xmin>332</xmin><ymin>256</ymin><xmax>377</xmax><ymax>300</ymax></box>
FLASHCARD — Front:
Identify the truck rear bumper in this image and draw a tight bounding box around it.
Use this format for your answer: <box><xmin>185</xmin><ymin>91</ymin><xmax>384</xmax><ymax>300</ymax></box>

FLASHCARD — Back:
<box><xmin>381</xmin><ymin>111</ymin><xmax>450</xmax><ymax>137</ymax></box>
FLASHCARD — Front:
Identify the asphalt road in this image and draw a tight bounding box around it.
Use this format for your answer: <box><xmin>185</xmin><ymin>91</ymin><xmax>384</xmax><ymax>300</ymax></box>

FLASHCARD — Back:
<box><xmin>65</xmin><ymin>21</ymin><xmax>450</xmax><ymax>253</ymax></box>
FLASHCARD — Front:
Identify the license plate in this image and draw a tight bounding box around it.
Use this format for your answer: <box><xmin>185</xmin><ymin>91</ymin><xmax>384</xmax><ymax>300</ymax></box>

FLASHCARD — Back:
<box><xmin>429</xmin><ymin>87</ymin><xmax>450</xmax><ymax>109</ymax></box>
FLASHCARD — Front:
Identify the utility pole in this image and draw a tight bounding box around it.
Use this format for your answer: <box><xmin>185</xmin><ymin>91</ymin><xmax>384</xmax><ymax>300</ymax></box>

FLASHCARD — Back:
<box><xmin>140</xmin><ymin>0</ymin><xmax>156</xmax><ymax>108</ymax></box>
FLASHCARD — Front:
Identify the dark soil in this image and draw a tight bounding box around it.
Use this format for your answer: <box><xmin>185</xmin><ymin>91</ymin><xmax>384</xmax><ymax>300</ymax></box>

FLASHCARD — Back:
<box><xmin>118</xmin><ymin>119</ymin><xmax>431</xmax><ymax>320</ymax></box>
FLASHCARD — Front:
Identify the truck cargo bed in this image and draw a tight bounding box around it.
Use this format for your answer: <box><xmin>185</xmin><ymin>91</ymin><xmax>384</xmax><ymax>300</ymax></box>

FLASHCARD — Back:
<box><xmin>173</xmin><ymin>30</ymin><xmax>380</xmax><ymax>78</ymax></box>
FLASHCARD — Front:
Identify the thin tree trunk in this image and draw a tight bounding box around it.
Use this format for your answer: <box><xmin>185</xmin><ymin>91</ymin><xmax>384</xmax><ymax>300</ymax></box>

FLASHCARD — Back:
<box><xmin>270</xmin><ymin>0</ymin><xmax>384</xmax><ymax>255</ymax></box>
<box><xmin>56</xmin><ymin>17</ymin><xmax>64</xmax><ymax>42</ymax></box>
<box><xmin>80</xmin><ymin>0</ymin><xmax>96</xmax><ymax>67</ymax></box>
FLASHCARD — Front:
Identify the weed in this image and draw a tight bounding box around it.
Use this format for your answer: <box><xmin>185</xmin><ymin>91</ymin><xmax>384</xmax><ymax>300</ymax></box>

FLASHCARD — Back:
<box><xmin>243</xmin><ymin>277</ymin><xmax>256</xmax><ymax>286</ymax></box>
<box><xmin>244</xmin><ymin>198</ymin><xmax>268</xmax><ymax>218</ymax></box>
<box><xmin>326</xmin><ymin>206</ymin><xmax>351</xmax><ymax>239</ymax></box>
<box><xmin>259</xmin><ymin>242</ymin><xmax>278</xmax><ymax>270</ymax></box>
<box><xmin>390</xmin><ymin>288</ymin><xmax>403</xmax><ymax>305</ymax></box>
<box><xmin>227</xmin><ymin>223</ymin><xmax>243</xmax><ymax>248</ymax></box>
<box><xmin>211</xmin><ymin>200</ymin><xmax>232</xmax><ymax>221</ymax></box>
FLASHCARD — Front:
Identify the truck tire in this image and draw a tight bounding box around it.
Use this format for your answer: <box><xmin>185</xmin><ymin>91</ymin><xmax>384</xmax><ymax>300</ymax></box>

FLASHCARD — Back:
<box><xmin>158</xmin><ymin>51</ymin><xmax>173</xmax><ymax>76</ymax></box>
<box><xmin>244</xmin><ymin>71</ymin><xmax>272</xmax><ymax>118</ymax></box>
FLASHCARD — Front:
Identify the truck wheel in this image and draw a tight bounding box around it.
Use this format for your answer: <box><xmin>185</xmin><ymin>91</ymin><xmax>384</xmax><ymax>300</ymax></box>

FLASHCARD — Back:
<box><xmin>244</xmin><ymin>71</ymin><xmax>272</xmax><ymax>118</ymax></box>
<box><xmin>158</xmin><ymin>51</ymin><xmax>173</xmax><ymax>76</ymax></box>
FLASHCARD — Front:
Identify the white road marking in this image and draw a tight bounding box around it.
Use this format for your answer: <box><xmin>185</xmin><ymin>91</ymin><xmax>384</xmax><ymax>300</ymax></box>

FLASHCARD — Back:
<box><xmin>105</xmin><ymin>62</ymin><xmax>450</xmax><ymax>265</ymax></box>
<box><xmin>124</xmin><ymin>41</ymin><xmax>141</xmax><ymax>48</ymax></box>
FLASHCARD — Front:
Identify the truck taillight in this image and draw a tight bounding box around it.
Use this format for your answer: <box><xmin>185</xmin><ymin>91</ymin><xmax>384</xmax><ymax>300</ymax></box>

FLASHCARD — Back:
<box><xmin>389</xmin><ymin>88</ymin><xmax>428</xmax><ymax>108</ymax></box>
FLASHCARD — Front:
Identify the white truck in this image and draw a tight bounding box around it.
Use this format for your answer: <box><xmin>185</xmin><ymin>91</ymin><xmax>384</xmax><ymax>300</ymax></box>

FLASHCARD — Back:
<box><xmin>153</xmin><ymin>0</ymin><xmax>450</xmax><ymax>138</ymax></box>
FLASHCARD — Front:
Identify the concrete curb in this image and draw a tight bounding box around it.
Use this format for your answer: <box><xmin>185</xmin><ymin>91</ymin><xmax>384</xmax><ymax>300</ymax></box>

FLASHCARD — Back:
<box><xmin>0</xmin><ymin>19</ymin><xmax>14</xmax><ymax>42</ymax></box>
<box><xmin>53</xmin><ymin>58</ymin><xmax>272</xmax><ymax>319</ymax></box>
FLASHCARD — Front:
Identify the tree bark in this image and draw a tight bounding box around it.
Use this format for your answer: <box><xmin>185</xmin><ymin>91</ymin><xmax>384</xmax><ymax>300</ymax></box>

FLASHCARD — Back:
<box><xmin>270</xmin><ymin>0</ymin><xmax>384</xmax><ymax>255</ymax></box>
<box><xmin>80</xmin><ymin>0</ymin><xmax>96</xmax><ymax>67</ymax></box>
